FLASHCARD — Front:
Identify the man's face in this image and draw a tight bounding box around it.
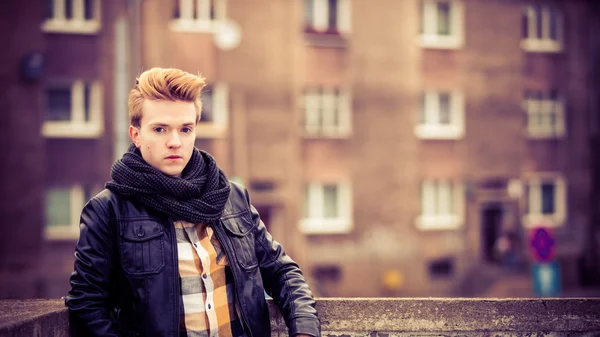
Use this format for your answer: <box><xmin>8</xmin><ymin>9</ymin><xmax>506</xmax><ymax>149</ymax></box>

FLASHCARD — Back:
<box><xmin>129</xmin><ymin>99</ymin><xmax>197</xmax><ymax>178</ymax></box>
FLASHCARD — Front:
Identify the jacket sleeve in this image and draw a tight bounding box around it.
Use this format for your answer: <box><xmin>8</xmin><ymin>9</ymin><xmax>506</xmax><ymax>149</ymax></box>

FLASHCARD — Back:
<box><xmin>65</xmin><ymin>197</ymin><xmax>120</xmax><ymax>337</ymax></box>
<box><xmin>244</xmin><ymin>188</ymin><xmax>321</xmax><ymax>337</ymax></box>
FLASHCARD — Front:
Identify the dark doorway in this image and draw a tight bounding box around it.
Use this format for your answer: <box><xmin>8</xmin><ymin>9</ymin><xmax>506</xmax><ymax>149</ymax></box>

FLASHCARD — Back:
<box><xmin>481</xmin><ymin>204</ymin><xmax>503</xmax><ymax>262</ymax></box>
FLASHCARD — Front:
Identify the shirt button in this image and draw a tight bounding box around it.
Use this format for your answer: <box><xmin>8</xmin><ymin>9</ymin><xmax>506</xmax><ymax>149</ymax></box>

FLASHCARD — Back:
<box><xmin>207</xmin><ymin>303</ymin><xmax>212</xmax><ymax>310</ymax></box>
<box><xmin>202</xmin><ymin>273</ymin><xmax>207</xmax><ymax>279</ymax></box>
<box><xmin>193</xmin><ymin>243</ymin><xmax>198</xmax><ymax>248</ymax></box>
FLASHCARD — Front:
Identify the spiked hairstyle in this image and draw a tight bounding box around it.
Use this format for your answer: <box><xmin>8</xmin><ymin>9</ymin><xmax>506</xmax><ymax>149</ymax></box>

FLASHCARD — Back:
<box><xmin>128</xmin><ymin>68</ymin><xmax>206</xmax><ymax>127</ymax></box>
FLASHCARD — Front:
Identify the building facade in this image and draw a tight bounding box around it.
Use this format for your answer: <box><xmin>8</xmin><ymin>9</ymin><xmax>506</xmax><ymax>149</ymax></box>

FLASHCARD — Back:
<box><xmin>1</xmin><ymin>0</ymin><xmax>598</xmax><ymax>299</ymax></box>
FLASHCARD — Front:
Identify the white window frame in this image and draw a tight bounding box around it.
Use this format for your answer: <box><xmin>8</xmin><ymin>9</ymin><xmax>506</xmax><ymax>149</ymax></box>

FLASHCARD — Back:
<box><xmin>521</xmin><ymin>5</ymin><xmax>564</xmax><ymax>53</ymax></box>
<box><xmin>522</xmin><ymin>174</ymin><xmax>566</xmax><ymax>228</ymax></box>
<box><xmin>417</xmin><ymin>180</ymin><xmax>465</xmax><ymax>230</ymax></box>
<box><xmin>196</xmin><ymin>82</ymin><xmax>229</xmax><ymax>138</ymax></box>
<box><xmin>300</xmin><ymin>183</ymin><xmax>352</xmax><ymax>234</ymax></box>
<box><xmin>419</xmin><ymin>0</ymin><xmax>464</xmax><ymax>50</ymax></box>
<box><xmin>170</xmin><ymin>0</ymin><xmax>226</xmax><ymax>33</ymax></box>
<box><xmin>523</xmin><ymin>91</ymin><xmax>566</xmax><ymax>139</ymax></box>
<box><xmin>415</xmin><ymin>90</ymin><xmax>464</xmax><ymax>140</ymax></box>
<box><xmin>42</xmin><ymin>0</ymin><xmax>101</xmax><ymax>35</ymax></box>
<box><xmin>303</xmin><ymin>87</ymin><xmax>352</xmax><ymax>138</ymax></box>
<box><xmin>45</xmin><ymin>185</ymin><xmax>100</xmax><ymax>240</ymax></box>
<box><xmin>42</xmin><ymin>80</ymin><xmax>104</xmax><ymax>138</ymax></box>
<box><xmin>305</xmin><ymin>0</ymin><xmax>351</xmax><ymax>35</ymax></box>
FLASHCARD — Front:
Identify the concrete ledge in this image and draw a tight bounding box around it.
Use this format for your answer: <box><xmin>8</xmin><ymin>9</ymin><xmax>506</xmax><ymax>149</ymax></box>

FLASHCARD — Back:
<box><xmin>0</xmin><ymin>299</ymin><xmax>68</xmax><ymax>337</ymax></box>
<box><xmin>1</xmin><ymin>298</ymin><xmax>600</xmax><ymax>336</ymax></box>
<box><xmin>271</xmin><ymin>298</ymin><xmax>600</xmax><ymax>336</ymax></box>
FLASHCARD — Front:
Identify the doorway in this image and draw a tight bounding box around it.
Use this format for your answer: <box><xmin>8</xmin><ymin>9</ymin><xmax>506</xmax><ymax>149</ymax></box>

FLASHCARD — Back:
<box><xmin>481</xmin><ymin>204</ymin><xmax>503</xmax><ymax>262</ymax></box>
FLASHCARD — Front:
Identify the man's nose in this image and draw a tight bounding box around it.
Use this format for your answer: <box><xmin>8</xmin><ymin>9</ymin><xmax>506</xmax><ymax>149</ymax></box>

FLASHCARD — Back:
<box><xmin>166</xmin><ymin>131</ymin><xmax>182</xmax><ymax>148</ymax></box>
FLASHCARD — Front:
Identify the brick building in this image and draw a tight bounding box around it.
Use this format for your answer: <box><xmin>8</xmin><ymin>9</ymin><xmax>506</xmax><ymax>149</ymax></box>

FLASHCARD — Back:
<box><xmin>0</xmin><ymin>0</ymin><xmax>129</xmax><ymax>298</ymax></box>
<box><xmin>1</xmin><ymin>0</ymin><xmax>598</xmax><ymax>299</ymax></box>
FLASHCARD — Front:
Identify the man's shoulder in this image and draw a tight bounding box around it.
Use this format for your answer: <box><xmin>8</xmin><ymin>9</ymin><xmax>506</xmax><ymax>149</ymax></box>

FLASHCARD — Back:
<box><xmin>89</xmin><ymin>188</ymin><xmax>138</xmax><ymax>216</ymax></box>
<box><xmin>94</xmin><ymin>188</ymin><xmax>116</xmax><ymax>200</ymax></box>
<box><xmin>228</xmin><ymin>180</ymin><xmax>247</xmax><ymax>197</ymax></box>
<box><xmin>91</xmin><ymin>188</ymin><xmax>122</xmax><ymax>206</ymax></box>
<box><xmin>89</xmin><ymin>188</ymin><xmax>163</xmax><ymax>221</ymax></box>
<box><xmin>223</xmin><ymin>180</ymin><xmax>250</xmax><ymax>216</ymax></box>
<box><xmin>83</xmin><ymin>188</ymin><xmax>121</xmax><ymax>217</ymax></box>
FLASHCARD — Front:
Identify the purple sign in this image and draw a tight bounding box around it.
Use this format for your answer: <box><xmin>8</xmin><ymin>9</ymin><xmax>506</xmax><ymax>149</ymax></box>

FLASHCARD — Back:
<box><xmin>529</xmin><ymin>227</ymin><xmax>556</xmax><ymax>263</ymax></box>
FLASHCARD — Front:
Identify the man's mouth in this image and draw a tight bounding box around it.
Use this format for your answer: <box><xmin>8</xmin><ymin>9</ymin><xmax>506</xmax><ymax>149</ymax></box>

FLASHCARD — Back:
<box><xmin>166</xmin><ymin>155</ymin><xmax>182</xmax><ymax>159</ymax></box>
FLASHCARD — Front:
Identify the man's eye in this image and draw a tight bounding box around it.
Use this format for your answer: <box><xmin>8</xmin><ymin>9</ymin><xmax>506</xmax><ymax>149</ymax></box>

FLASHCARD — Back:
<box><xmin>181</xmin><ymin>127</ymin><xmax>193</xmax><ymax>133</ymax></box>
<box><xmin>154</xmin><ymin>127</ymin><xmax>165</xmax><ymax>133</ymax></box>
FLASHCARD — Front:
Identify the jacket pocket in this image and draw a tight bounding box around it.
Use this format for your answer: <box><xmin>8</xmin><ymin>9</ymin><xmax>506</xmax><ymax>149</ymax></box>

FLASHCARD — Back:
<box><xmin>119</xmin><ymin>219</ymin><xmax>166</xmax><ymax>276</ymax></box>
<box><xmin>221</xmin><ymin>211</ymin><xmax>258</xmax><ymax>270</ymax></box>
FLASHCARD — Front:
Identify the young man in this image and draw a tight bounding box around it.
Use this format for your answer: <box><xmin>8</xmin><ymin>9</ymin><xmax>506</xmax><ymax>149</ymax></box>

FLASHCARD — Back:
<box><xmin>65</xmin><ymin>68</ymin><xmax>320</xmax><ymax>337</ymax></box>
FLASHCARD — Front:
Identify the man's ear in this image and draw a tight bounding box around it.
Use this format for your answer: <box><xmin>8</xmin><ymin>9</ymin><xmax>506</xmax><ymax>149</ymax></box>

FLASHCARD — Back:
<box><xmin>129</xmin><ymin>125</ymin><xmax>140</xmax><ymax>147</ymax></box>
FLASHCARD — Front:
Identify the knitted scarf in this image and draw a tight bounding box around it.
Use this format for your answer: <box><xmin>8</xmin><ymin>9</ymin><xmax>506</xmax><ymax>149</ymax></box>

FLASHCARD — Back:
<box><xmin>106</xmin><ymin>144</ymin><xmax>231</xmax><ymax>223</ymax></box>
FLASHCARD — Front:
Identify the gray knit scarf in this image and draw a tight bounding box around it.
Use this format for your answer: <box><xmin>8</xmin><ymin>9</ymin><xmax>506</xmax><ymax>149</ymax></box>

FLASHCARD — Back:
<box><xmin>106</xmin><ymin>144</ymin><xmax>231</xmax><ymax>223</ymax></box>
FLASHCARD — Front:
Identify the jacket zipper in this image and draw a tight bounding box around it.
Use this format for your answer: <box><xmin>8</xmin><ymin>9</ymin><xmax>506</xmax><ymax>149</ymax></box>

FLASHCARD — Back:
<box><xmin>213</xmin><ymin>220</ymin><xmax>254</xmax><ymax>337</ymax></box>
<box><xmin>169</xmin><ymin>219</ymin><xmax>181</xmax><ymax>336</ymax></box>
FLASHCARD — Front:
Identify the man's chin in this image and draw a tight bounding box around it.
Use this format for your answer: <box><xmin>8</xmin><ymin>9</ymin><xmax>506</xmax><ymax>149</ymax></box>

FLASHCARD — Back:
<box><xmin>161</xmin><ymin>168</ymin><xmax>183</xmax><ymax>178</ymax></box>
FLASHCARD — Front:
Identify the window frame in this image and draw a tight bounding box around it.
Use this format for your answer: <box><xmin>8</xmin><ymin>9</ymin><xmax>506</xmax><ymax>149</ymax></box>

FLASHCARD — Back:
<box><xmin>170</xmin><ymin>0</ymin><xmax>226</xmax><ymax>33</ymax></box>
<box><xmin>521</xmin><ymin>4</ymin><xmax>564</xmax><ymax>53</ymax></box>
<box><xmin>196</xmin><ymin>82</ymin><xmax>229</xmax><ymax>138</ymax></box>
<box><xmin>45</xmin><ymin>185</ymin><xmax>101</xmax><ymax>240</ymax></box>
<box><xmin>417</xmin><ymin>180</ymin><xmax>465</xmax><ymax>231</ymax></box>
<box><xmin>415</xmin><ymin>90</ymin><xmax>464</xmax><ymax>140</ymax></box>
<box><xmin>303</xmin><ymin>87</ymin><xmax>352</xmax><ymax>138</ymax></box>
<box><xmin>304</xmin><ymin>0</ymin><xmax>351</xmax><ymax>35</ymax></box>
<box><xmin>522</xmin><ymin>174</ymin><xmax>566</xmax><ymax>228</ymax></box>
<box><xmin>42</xmin><ymin>0</ymin><xmax>101</xmax><ymax>35</ymax></box>
<box><xmin>300</xmin><ymin>182</ymin><xmax>352</xmax><ymax>234</ymax></box>
<box><xmin>419</xmin><ymin>0</ymin><xmax>464</xmax><ymax>50</ymax></box>
<box><xmin>523</xmin><ymin>90</ymin><xmax>566</xmax><ymax>139</ymax></box>
<box><xmin>42</xmin><ymin>80</ymin><xmax>104</xmax><ymax>138</ymax></box>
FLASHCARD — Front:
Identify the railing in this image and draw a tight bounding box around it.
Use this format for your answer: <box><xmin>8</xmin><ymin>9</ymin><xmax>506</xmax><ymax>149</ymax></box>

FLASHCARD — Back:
<box><xmin>1</xmin><ymin>298</ymin><xmax>599</xmax><ymax>336</ymax></box>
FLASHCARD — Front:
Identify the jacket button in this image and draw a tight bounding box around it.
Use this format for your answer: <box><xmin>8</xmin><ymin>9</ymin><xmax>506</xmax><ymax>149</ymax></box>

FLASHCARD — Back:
<box><xmin>137</xmin><ymin>228</ymin><xmax>145</xmax><ymax>237</ymax></box>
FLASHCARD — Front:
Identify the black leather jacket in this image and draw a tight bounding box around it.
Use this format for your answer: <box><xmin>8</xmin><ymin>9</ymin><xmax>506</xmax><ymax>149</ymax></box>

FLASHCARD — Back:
<box><xmin>65</xmin><ymin>182</ymin><xmax>320</xmax><ymax>337</ymax></box>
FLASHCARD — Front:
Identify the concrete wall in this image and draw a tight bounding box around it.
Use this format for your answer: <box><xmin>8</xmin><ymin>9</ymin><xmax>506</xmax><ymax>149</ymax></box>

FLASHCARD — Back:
<box><xmin>1</xmin><ymin>298</ymin><xmax>599</xmax><ymax>336</ymax></box>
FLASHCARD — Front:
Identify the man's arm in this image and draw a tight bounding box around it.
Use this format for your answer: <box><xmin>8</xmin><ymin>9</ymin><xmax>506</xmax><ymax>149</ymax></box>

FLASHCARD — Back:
<box><xmin>65</xmin><ymin>197</ymin><xmax>120</xmax><ymax>336</ymax></box>
<box><xmin>243</xmin><ymin>189</ymin><xmax>320</xmax><ymax>337</ymax></box>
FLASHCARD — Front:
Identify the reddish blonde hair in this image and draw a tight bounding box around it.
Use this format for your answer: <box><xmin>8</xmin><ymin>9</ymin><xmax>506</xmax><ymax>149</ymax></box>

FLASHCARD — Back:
<box><xmin>128</xmin><ymin>68</ymin><xmax>206</xmax><ymax>127</ymax></box>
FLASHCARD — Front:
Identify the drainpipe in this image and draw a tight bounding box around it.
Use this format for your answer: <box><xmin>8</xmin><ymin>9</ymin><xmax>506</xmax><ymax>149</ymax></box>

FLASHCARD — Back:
<box><xmin>114</xmin><ymin>0</ymin><xmax>142</xmax><ymax>161</ymax></box>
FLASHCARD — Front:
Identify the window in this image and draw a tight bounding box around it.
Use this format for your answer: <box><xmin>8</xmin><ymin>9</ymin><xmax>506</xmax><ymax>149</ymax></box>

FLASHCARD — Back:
<box><xmin>42</xmin><ymin>80</ymin><xmax>103</xmax><ymax>138</ymax></box>
<box><xmin>43</xmin><ymin>0</ymin><xmax>101</xmax><ymax>34</ymax></box>
<box><xmin>521</xmin><ymin>5</ymin><xmax>563</xmax><ymax>53</ymax></box>
<box><xmin>417</xmin><ymin>180</ymin><xmax>464</xmax><ymax>230</ymax></box>
<box><xmin>170</xmin><ymin>0</ymin><xmax>225</xmax><ymax>32</ymax></box>
<box><xmin>416</xmin><ymin>90</ymin><xmax>464</xmax><ymax>139</ymax></box>
<box><xmin>304</xmin><ymin>0</ymin><xmax>351</xmax><ymax>35</ymax></box>
<box><xmin>45</xmin><ymin>185</ymin><xmax>100</xmax><ymax>239</ymax></box>
<box><xmin>197</xmin><ymin>83</ymin><xmax>228</xmax><ymax>138</ymax></box>
<box><xmin>428</xmin><ymin>257</ymin><xmax>455</xmax><ymax>278</ymax></box>
<box><xmin>419</xmin><ymin>0</ymin><xmax>464</xmax><ymax>49</ymax></box>
<box><xmin>523</xmin><ymin>175</ymin><xmax>566</xmax><ymax>227</ymax></box>
<box><xmin>523</xmin><ymin>90</ymin><xmax>565</xmax><ymax>138</ymax></box>
<box><xmin>303</xmin><ymin>87</ymin><xmax>352</xmax><ymax>138</ymax></box>
<box><xmin>301</xmin><ymin>183</ymin><xmax>352</xmax><ymax>234</ymax></box>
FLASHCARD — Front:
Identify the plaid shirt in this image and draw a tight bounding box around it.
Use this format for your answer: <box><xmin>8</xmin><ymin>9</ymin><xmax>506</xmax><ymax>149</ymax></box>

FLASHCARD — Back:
<box><xmin>175</xmin><ymin>221</ymin><xmax>245</xmax><ymax>337</ymax></box>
